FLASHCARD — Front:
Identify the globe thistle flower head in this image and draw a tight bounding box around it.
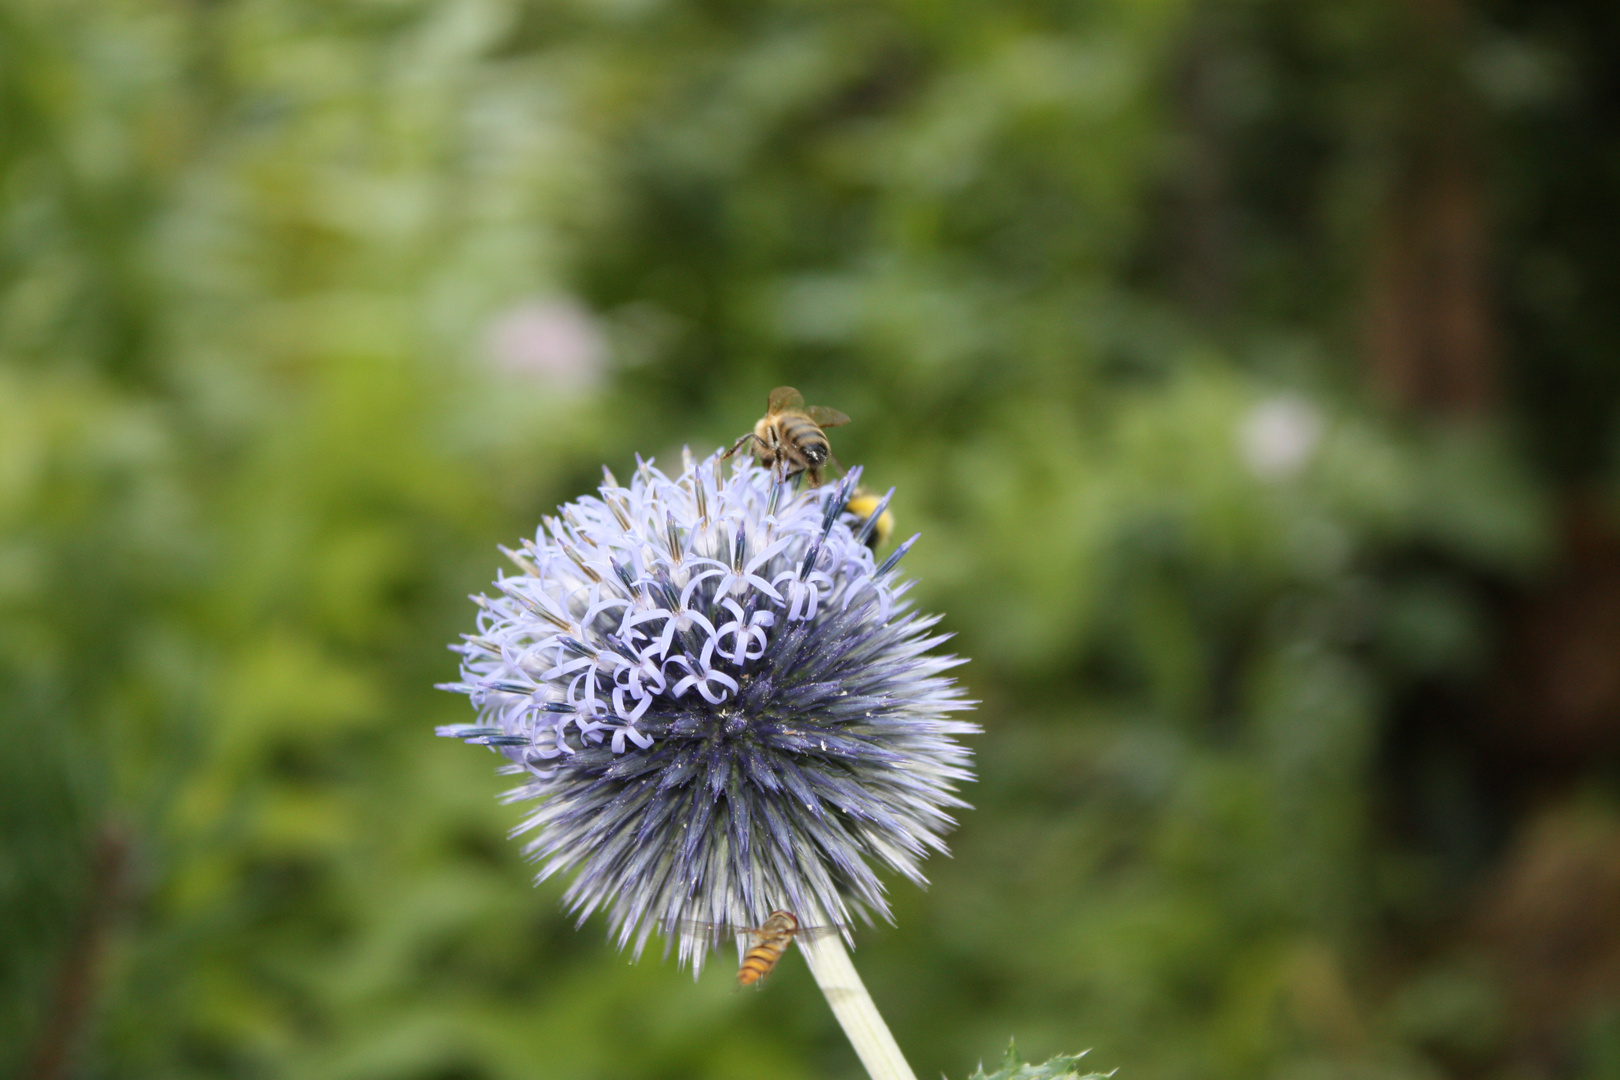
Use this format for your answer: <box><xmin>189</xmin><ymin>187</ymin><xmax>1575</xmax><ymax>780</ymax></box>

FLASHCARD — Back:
<box><xmin>438</xmin><ymin>451</ymin><xmax>976</xmax><ymax>974</ymax></box>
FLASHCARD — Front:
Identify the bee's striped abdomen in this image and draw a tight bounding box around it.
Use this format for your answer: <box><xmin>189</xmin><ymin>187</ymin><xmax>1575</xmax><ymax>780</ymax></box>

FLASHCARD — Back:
<box><xmin>779</xmin><ymin>415</ymin><xmax>829</xmax><ymax>463</ymax></box>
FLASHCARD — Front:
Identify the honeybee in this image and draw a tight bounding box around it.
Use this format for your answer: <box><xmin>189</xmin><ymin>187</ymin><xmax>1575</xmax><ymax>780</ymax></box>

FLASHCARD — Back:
<box><xmin>725</xmin><ymin>386</ymin><xmax>850</xmax><ymax>487</ymax></box>
<box><xmin>844</xmin><ymin>487</ymin><xmax>895</xmax><ymax>550</ymax></box>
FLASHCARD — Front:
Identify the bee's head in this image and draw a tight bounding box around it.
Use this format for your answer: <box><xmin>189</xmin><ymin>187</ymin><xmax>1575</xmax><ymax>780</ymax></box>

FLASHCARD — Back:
<box><xmin>803</xmin><ymin>443</ymin><xmax>828</xmax><ymax>464</ymax></box>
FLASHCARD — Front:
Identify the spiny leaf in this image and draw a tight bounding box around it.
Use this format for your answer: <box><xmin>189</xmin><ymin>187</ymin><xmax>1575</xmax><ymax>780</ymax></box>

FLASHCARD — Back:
<box><xmin>966</xmin><ymin>1040</ymin><xmax>1112</xmax><ymax>1080</ymax></box>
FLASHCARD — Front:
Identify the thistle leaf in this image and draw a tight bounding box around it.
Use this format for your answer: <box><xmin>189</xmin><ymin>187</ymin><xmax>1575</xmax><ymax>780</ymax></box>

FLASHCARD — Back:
<box><xmin>966</xmin><ymin>1040</ymin><xmax>1112</xmax><ymax>1080</ymax></box>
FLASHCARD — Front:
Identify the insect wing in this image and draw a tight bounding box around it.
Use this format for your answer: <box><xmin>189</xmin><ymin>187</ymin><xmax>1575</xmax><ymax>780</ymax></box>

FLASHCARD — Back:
<box><xmin>659</xmin><ymin>918</ymin><xmax>739</xmax><ymax>946</ymax></box>
<box><xmin>767</xmin><ymin>386</ymin><xmax>805</xmax><ymax>414</ymax></box>
<box><xmin>658</xmin><ymin>917</ymin><xmax>839</xmax><ymax>944</ymax></box>
<box><xmin>804</xmin><ymin>405</ymin><xmax>850</xmax><ymax>428</ymax></box>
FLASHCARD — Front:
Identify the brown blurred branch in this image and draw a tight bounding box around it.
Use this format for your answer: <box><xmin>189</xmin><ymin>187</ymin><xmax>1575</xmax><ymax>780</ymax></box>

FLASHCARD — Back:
<box><xmin>1173</xmin><ymin>8</ymin><xmax>1236</xmax><ymax>321</ymax></box>
<box><xmin>1365</xmin><ymin>149</ymin><xmax>1495</xmax><ymax>410</ymax></box>
<box><xmin>27</xmin><ymin>827</ymin><xmax>131</xmax><ymax>1080</ymax></box>
<box><xmin>1364</xmin><ymin>0</ymin><xmax>1496</xmax><ymax>412</ymax></box>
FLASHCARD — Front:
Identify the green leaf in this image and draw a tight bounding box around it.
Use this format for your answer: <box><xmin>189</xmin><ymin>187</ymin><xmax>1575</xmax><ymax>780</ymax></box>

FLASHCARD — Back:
<box><xmin>966</xmin><ymin>1039</ymin><xmax>1112</xmax><ymax>1080</ymax></box>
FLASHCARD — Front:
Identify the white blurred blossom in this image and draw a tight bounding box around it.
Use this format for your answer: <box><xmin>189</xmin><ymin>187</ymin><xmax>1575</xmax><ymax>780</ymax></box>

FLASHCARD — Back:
<box><xmin>1239</xmin><ymin>394</ymin><xmax>1323</xmax><ymax>480</ymax></box>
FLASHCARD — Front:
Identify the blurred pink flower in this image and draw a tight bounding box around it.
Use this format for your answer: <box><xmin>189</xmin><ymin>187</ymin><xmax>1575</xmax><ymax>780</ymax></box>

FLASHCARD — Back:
<box><xmin>485</xmin><ymin>297</ymin><xmax>608</xmax><ymax>388</ymax></box>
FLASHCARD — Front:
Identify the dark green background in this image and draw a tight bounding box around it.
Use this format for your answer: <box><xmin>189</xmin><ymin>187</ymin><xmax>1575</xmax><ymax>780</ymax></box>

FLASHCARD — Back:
<box><xmin>5</xmin><ymin>0</ymin><xmax>1620</xmax><ymax>1077</ymax></box>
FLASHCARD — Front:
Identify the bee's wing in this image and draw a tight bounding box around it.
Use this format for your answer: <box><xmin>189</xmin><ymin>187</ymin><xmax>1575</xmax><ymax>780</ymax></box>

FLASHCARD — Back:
<box><xmin>767</xmin><ymin>386</ymin><xmax>805</xmax><ymax>413</ymax></box>
<box><xmin>805</xmin><ymin>405</ymin><xmax>850</xmax><ymax>428</ymax></box>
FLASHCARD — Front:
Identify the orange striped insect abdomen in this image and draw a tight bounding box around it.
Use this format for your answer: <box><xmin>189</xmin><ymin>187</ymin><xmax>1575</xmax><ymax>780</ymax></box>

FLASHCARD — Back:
<box><xmin>736</xmin><ymin>911</ymin><xmax>799</xmax><ymax>986</ymax></box>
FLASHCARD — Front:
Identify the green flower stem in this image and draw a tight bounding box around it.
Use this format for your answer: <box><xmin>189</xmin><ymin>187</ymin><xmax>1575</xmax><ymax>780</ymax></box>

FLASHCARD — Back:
<box><xmin>800</xmin><ymin>933</ymin><xmax>918</xmax><ymax>1080</ymax></box>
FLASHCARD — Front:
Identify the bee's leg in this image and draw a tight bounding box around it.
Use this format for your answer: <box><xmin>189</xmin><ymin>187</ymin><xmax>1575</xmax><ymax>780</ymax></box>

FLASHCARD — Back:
<box><xmin>722</xmin><ymin>432</ymin><xmax>768</xmax><ymax>461</ymax></box>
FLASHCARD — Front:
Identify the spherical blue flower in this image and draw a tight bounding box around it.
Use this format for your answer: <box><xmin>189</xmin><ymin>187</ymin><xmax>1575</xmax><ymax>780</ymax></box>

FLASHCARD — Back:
<box><xmin>439</xmin><ymin>451</ymin><xmax>975</xmax><ymax>971</ymax></box>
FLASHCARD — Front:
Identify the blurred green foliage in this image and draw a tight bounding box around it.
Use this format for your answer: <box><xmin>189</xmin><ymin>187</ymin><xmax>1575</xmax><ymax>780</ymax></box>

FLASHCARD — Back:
<box><xmin>4</xmin><ymin>0</ymin><xmax>1620</xmax><ymax>1079</ymax></box>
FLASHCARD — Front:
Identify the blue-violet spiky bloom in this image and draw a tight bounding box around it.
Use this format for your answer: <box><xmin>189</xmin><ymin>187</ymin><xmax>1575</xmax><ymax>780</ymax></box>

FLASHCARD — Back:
<box><xmin>438</xmin><ymin>451</ymin><xmax>975</xmax><ymax>972</ymax></box>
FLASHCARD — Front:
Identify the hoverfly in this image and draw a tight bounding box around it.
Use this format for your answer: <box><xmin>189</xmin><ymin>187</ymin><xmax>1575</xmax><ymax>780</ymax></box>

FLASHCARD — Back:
<box><xmin>663</xmin><ymin>911</ymin><xmax>838</xmax><ymax>986</ymax></box>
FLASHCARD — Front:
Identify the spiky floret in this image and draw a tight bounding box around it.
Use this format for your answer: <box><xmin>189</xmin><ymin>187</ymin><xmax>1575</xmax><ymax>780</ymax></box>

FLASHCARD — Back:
<box><xmin>438</xmin><ymin>451</ymin><xmax>975</xmax><ymax>972</ymax></box>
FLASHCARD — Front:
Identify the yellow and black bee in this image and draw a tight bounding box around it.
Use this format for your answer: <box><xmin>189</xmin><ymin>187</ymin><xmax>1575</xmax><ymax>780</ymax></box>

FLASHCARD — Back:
<box><xmin>724</xmin><ymin>386</ymin><xmax>850</xmax><ymax>487</ymax></box>
<box><xmin>844</xmin><ymin>487</ymin><xmax>895</xmax><ymax>550</ymax></box>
